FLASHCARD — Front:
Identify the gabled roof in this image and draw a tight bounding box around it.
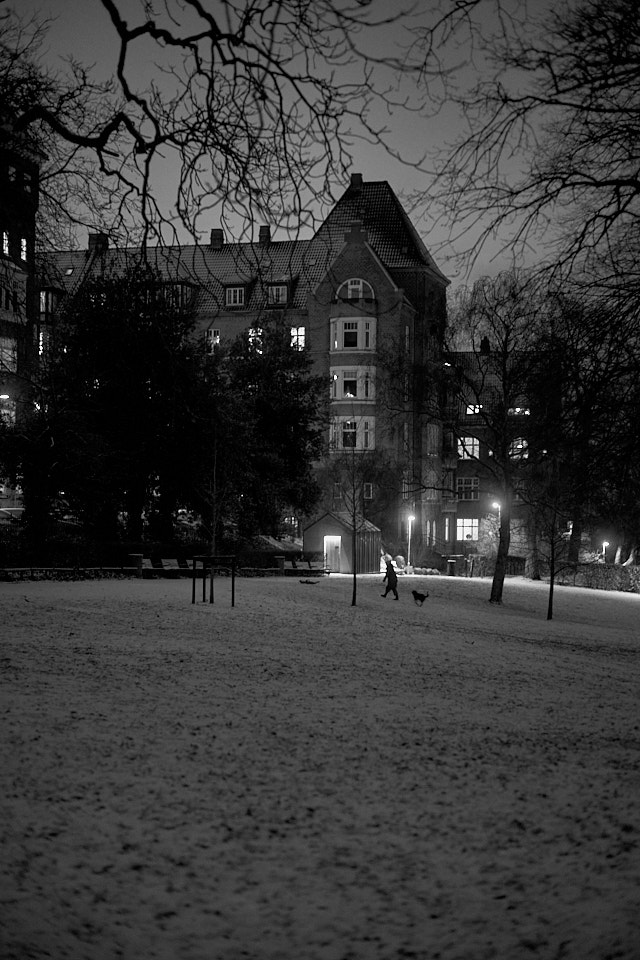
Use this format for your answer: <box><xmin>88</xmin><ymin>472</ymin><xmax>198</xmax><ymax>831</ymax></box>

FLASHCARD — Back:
<box><xmin>38</xmin><ymin>176</ymin><xmax>447</xmax><ymax>314</ymax></box>
<box><xmin>303</xmin><ymin>510</ymin><xmax>381</xmax><ymax>534</ymax></box>
<box><xmin>313</xmin><ymin>179</ymin><xmax>448</xmax><ymax>282</ymax></box>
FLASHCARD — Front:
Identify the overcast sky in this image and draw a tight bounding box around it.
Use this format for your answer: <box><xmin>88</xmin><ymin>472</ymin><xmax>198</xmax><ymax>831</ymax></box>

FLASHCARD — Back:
<box><xmin>16</xmin><ymin>0</ymin><xmax>528</xmax><ymax>284</ymax></box>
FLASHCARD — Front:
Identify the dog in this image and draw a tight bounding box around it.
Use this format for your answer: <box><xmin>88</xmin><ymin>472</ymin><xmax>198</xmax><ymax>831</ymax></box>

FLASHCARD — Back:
<box><xmin>411</xmin><ymin>589</ymin><xmax>429</xmax><ymax>606</ymax></box>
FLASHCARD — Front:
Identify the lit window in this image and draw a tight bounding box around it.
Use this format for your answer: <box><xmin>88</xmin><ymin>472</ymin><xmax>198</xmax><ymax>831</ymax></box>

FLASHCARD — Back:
<box><xmin>466</xmin><ymin>403</ymin><xmax>483</xmax><ymax>415</ymax></box>
<box><xmin>456</xmin><ymin>476</ymin><xmax>479</xmax><ymax>500</ymax></box>
<box><xmin>457</xmin><ymin>518</ymin><xmax>479</xmax><ymax>541</ymax></box>
<box><xmin>2</xmin><ymin>232</ymin><xmax>8</xmax><ymax>256</ymax></box>
<box><xmin>267</xmin><ymin>284</ymin><xmax>288</xmax><ymax>305</ymax></box>
<box><xmin>508</xmin><ymin>405</ymin><xmax>531</xmax><ymax>416</ymax></box>
<box><xmin>457</xmin><ymin>437</ymin><xmax>479</xmax><ymax>459</ymax></box>
<box><xmin>20</xmin><ymin>238</ymin><xmax>27</xmax><ymax>261</ymax></box>
<box><xmin>248</xmin><ymin>327</ymin><xmax>262</xmax><ymax>352</ymax></box>
<box><xmin>291</xmin><ymin>326</ymin><xmax>305</xmax><ymax>350</ymax></box>
<box><xmin>204</xmin><ymin>328</ymin><xmax>220</xmax><ymax>353</ymax></box>
<box><xmin>330</xmin><ymin>366</ymin><xmax>375</xmax><ymax>401</ymax></box>
<box><xmin>225</xmin><ymin>286</ymin><xmax>245</xmax><ymax>307</ymax></box>
<box><xmin>509</xmin><ymin>438</ymin><xmax>529</xmax><ymax>459</ymax></box>
<box><xmin>343</xmin><ymin>371</ymin><xmax>358</xmax><ymax>397</ymax></box>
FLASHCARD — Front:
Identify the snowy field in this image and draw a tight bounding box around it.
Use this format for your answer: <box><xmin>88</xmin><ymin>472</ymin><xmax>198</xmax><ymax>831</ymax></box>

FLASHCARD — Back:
<box><xmin>1</xmin><ymin>572</ymin><xmax>639</xmax><ymax>960</ymax></box>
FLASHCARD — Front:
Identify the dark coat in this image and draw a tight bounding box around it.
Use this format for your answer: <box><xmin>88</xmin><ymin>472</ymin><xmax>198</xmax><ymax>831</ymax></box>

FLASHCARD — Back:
<box><xmin>383</xmin><ymin>562</ymin><xmax>398</xmax><ymax>587</ymax></box>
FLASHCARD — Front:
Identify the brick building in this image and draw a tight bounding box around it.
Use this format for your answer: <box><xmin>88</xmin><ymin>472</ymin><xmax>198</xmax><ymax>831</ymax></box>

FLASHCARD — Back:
<box><xmin>40</xmin><ymin>174</ymin><xmax>450</xmax><ymax>555</ymax></box>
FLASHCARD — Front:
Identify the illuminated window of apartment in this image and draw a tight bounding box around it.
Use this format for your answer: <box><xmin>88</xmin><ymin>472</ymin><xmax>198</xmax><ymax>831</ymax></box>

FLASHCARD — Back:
<box><xmin>456</xmin><ymin>476</ymin><xmax>479</xmax><ymax>500</ymax></box>
<box><xmin>291</xmin><ymin>326</ymin><xmax>305</xmax><ymax>350</ymax></box>
<box><xmin>2</xmin><ymin>231</ymin><xmax>8</xmax><ymax>256</ymax></box>
<box><xmin>225</xmin><ymin>285</ymin><xmax>245</xmax><ymax>307</ymax></box>
<box><xmin>457</xmin><ymin>436</ymin><xmax>479</xmax><ymax>459</ymax></box>
<box><xmin>457</xmin><ymin>518</ymin><xmax>479</xmax><ymax>541</ymax></box>
<box><xmin>336</xmin><ymin>278</ymin><xmax>375</xmax><ymax>302</ymax></box>
<box><xmin>267</xmin><ymin>284</ymin><xmax>288</xmax><ymax>306</ymax></box>
<box><xmin>466</xmin><ymin>403</ymin><xmax>483</xmax><ymax>415</ymax></box>
<box><xmin>248</xmin><ymin>327</ymin><xmax>263</xmax><ymax>352</ymax></box>
<box><xmin>343</xmin><ymin>371</ymin><xmax>358</xmax><ymax>397</ymax></box>
<box><xmin>331</xmin><ymin>366</ymin><xmax>375</xmax><ymax>400</ymax></box>
<box><xmin>20</xmin><ymin>238</ymin><xmax>27</xmax><ymax>261</ymax></box>
<box><xmin>204</xmin><ymin>328</ymin><xmax>220</xmax><ymax>354</ymax></box>
<box><xmin>509</xmin><ymin>438</ymin><xmax>529</xmax><ymax>459</ymax></box>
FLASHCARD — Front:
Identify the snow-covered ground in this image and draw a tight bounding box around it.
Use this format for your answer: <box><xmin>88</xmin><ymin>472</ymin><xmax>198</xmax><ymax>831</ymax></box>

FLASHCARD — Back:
<box><xmin>1</xmin><ymin>573</ymin><xmax>639</xmax><ymax>960</ymax></box>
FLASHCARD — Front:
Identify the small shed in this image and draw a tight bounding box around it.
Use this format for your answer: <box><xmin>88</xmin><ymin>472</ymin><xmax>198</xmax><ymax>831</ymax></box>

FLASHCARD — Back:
<box><xmin>303</xmin><ymin>511</ymin><xmax>381</xmax><ymax>574</ymax></box>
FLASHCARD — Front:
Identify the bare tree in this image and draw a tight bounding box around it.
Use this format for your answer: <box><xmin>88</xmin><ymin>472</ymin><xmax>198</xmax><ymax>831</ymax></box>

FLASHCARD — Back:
<box><xmin>2</xmin><ymin>1</ymin><xmax>438</xmax><ymax>245</ymax></box>
<box><xmin>446</xmin><ymin>270</ymin><xmax>543</xmax><ymax>604</ymax></box>
<box><xmin>408</xmin><ymin>0</ymin><xmax>640</xmax><ymax>278</ymax></box>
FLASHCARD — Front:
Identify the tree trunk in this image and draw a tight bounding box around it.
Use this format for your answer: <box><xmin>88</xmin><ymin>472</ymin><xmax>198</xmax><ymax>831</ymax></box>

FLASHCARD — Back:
<box><xmin>351</xmin><ymin>513</ymin><xmax>357</xmax><ymax>606</ymax></box>
<box><xmin>567</xmin><ymin>511</ymin><xmax>582</xmax><ymax>566</ymax></box>
<box><xmin>489</xmin><ymin>507</ymin><xmax>511</xmax><ymax>604</ymax></box>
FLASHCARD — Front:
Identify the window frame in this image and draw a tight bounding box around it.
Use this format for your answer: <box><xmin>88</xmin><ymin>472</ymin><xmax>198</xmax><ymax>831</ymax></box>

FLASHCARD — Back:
<box><xmin>457</xmin><ymin>436</ymin><xmax>480</xmax><ymax>460</ymax></box>
<box><xmin>456</xmin><ymin>518</ymin><xmax>479</xmax><ymax>542</ymax></box>
<box><xmin>336</xmin><ymin>277</ymin><xmax>375</xmax><ymax>303</ymax></box>
<box><xmin>225</xmin><ymin>285</ymin><xmax>246</xmax><ymax>308</ymax></box>
<box><xmin>456</xmin><ymin>476</ymin><xmax>480</xmax><ymax>501</ymax></box>
<box><xmin>267</xmin><ymin>283</ymin><xmax>289</xmax><ymax>306</ymax></box>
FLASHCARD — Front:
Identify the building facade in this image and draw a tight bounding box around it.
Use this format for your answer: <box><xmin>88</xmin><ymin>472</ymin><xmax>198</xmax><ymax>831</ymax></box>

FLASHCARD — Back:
<box><xmin>40</xmin><ymin>174</ymin><xmax>450</xmax><ymax>557</ymax></box>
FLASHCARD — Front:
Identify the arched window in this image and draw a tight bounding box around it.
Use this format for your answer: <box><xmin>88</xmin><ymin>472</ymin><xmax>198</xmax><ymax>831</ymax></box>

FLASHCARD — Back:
<box><xmin>336</xmin><ymin>278</ymin><xmax>375</xmax><ymax>303</ymax></box>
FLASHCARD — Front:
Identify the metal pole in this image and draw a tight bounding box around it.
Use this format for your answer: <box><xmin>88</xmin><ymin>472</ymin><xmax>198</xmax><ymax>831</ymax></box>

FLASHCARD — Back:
<box><xmin>231</xmin><ymin>558</ymin><xmax>235</xmax><ymax>607</ymax></box>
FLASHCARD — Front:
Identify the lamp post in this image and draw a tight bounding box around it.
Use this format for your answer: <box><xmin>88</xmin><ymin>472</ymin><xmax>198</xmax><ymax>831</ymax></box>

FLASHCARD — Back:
<box><xmin>602</xmin><ymin>540</ymin><xmax>609</xmax><ymax>562</ymax></box>
<box><xmin>407</xmin><ymin>514</ymin><xmax>415</xmax><ymax>570</ymax></box>
<box><xmin>492</xmin><ymin>501</ymin><xmax>501</xmax><ymax>528</ymax></box>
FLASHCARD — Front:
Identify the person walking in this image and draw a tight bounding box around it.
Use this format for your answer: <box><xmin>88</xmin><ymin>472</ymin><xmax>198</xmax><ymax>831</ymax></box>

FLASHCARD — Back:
<box><xmin>381</xmin><ymin>559</ymin><xmax>399</xmax><ymax>600</ymax></box>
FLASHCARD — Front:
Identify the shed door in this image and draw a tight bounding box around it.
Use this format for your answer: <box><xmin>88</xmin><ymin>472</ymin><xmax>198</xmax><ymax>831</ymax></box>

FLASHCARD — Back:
<box><xmin>324</xmin><ymin>535</ymin><xmax>341</xmax><ymax>572</ymax></box>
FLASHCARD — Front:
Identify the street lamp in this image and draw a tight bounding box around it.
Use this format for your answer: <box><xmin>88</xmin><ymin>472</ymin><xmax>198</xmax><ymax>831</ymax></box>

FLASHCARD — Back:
<box><xmin>407</xmin><ymin>514</ymin><xmax>415</xmax><ymax>569</ymax></box>
<box><xmin>602</xmin><ymin>541</ymin><xmax>609</xmax><ymax>562</ymax></box>
<box><xmin>492</xmin><ymin>501</ymin><xmax>501</xmax><ymax>526</ymax></box>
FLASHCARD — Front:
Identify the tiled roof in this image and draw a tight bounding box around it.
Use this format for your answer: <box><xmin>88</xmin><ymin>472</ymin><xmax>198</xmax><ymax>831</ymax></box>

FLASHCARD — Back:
<box><xmin>39</xmin><ymin>178</ymin><xmax>447</xmax><ymax>315</ymax></box>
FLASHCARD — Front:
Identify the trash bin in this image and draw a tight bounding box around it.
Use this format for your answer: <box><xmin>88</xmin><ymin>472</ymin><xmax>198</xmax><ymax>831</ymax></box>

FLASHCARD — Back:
<box><xmin>447</xmin><ymin>558</ymin><xmax>456</xmax><ymax>576</ymax></box>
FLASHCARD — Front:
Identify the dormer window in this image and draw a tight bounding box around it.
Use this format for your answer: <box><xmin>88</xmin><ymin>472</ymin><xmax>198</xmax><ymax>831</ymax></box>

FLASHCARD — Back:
<box><xmin>267</xmin><ymin>283</ymin><xmax>288</xmax><ymax>306</ymax></box>
<box><xmin>336</xmin><ymin>278</ymin><xmax>375</xmax><ymax>303</ymax></box>
<box><xmin>225</xmin><ymin>285</ymin><xmax>246</xmax><ymax>308</ymax></box>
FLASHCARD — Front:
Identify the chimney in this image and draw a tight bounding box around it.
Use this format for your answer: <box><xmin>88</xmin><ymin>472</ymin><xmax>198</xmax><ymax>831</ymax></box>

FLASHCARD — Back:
<box><xmin>258</xmin><ymin>225</ymin><xmax>271</xmax><ymax>244</ymax></box>
<box><xmin>350</xmin><ymin>173</ymin><xmax>363</xmax><ymax>190</ymax></box>
<box><xmin>87</xmin><ymin>232</ymin><xmax>108</xmax><ymax>255</ymax></box>
<box><xmin>480</xmin><ymin>336</ymin><xmax>491</xmax><ymax>354</ymax></box>
<box><xmin>210</xmin><ymin>228</ymin><xmax>224</xmax><ymax>250</ymax></box>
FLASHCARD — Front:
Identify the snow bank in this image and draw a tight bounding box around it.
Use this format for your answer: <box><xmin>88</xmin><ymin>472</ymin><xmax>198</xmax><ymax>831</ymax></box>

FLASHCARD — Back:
<box><xmin>1</xmin><ymin>574</ymin><xmax>639</xmax><ymax>959</ymax></box>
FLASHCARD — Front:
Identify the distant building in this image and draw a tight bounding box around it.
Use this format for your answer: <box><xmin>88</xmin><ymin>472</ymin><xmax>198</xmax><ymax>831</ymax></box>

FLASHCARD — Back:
<box><xmin>40</xmin><ymin>175</ymin><xmax>450</xmax><ymax>555</ymax></box>
<box><xmin>0</xmin><ymin>133</ymin><xmax>40</xmax><ymax>426</ymax></box>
